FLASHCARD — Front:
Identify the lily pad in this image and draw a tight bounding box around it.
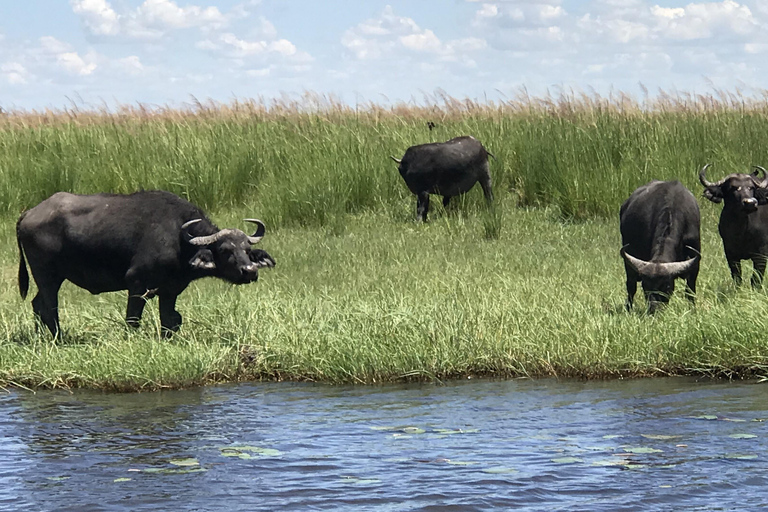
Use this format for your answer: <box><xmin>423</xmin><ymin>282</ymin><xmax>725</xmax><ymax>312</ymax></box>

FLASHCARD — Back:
<box><xmin>729</xmin><ymin>434</ymin><xmax>758</xmax><ymax>440</ymax></box>
<box><xmin>46</xmin><ymin>476</ymin><xmax>70</xmax><ymax>482</ymax></box>
<box><xmin>402</xmin><ymin>427</ymin><xmax>426</xmax><ymax>434</ymax></box>
<box><xmin>113</xmin><ymin>478</ymin><xmax>132</xmax><ymax>483</ymax></box>
<box><xmin>551</xmin><ymin>457</ymin><xmax>582</xmax><ymax>464</ymax></box>
<box><xmin>641</xmin><ymin>434</ymin><xmax>680</xmax><ymax>440</ymax></box>
<box><xmin>691</xmin><ymin>415</ymin><xmax>718</xmax><ymax>420</ymax></box>
<box><xmin>602</xmin><ymin>435</ymin><xmax>623</xmax><ymax>440</ymax></box>
<box><xmin>433</xmin><ymin>428</ymin><xmax>479</xmax><ymax>435</ymax></box>
<box><xmin>169</xmin><ymin>458</ymin><xmax>200</xmax><ymax>467</ymax></box>
<box><xmin>592</xmin><ymin>459</ymin><xmax>629</xmax><ymax>467</ymax></box>
<box><xmin>622</xmin><ymin>447</ymin><xmax>663</xmax><ymax>454</ymax></box>
<box><xmin>482</xmin><ymin>467</ymin><xmax>517</xmax><ymax>474</ymax></box>
<box><xmin>724</xmin><ymin>454</ymin><xmax>758</xmax><ymax>460</ymax></box>
<box><xmin>445</xmin><ymin>460</ymin><xmax>478</xmax><ymax>466</ymax></box>
<box><xmin>220</xmin><ymin>446</ymin><xmax>282</xmax><ymax>457</ymax></box>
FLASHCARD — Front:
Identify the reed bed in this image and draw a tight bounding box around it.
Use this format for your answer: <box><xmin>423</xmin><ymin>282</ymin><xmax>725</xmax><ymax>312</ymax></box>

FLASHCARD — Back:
<box><xmin>2</xmin><ymin>90</ymin><xmax>768</xmax><ymax>390</ymax></box>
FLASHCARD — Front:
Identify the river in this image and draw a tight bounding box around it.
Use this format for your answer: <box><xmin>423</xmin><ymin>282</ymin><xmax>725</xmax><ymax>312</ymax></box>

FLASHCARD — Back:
<box><xmin>1</xmin><ymin>377</ymin><xmax>767</xmax><ymax>511</ymax></box>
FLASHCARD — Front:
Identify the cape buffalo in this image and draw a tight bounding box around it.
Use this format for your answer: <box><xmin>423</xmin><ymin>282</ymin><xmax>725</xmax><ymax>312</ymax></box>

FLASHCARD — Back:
<box><xmin>17</xmin><ymin>190</ymin><xmax>275</xmax><ymax>337</ymax></box>
<box><xmin>699</xmin><ymin>163</ymin><xmax>768</xmax><ymax>287</ymax></box>
<box><xmin>620</xmin><ymin>180</ymin><xmax>701</xmax><ymax>313</ymax></box>
<box><xmin>390</xmin><ymin>136</ymin><xmax>494</xmax><ymax>221</ymax></box>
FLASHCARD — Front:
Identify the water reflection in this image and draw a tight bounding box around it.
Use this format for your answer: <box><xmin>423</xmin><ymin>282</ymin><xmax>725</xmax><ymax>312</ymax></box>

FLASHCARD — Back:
<box><xmin>1</xmin><ymin>378</ymin><xmax>767</xmax><ymax>511</ymax></box>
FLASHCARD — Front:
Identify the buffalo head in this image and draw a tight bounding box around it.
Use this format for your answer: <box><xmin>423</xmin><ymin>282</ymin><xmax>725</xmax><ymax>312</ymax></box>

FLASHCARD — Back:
<box><xmin>621</xmin><ymin>246</ymin><xmax>699</xmax><ymax>313</ymax></box>
<box><xmin>182</xmin><ymin>219</ymin><xmax>275</xmax><ymax>284</ymax></box>
<box><xmin>699</xmin><ymin>164</ymin><xmax>768</xmax><ymax>213</ymax></box>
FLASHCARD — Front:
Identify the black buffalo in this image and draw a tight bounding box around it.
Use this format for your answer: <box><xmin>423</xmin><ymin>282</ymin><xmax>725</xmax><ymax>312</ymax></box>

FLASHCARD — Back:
<box><xmin>699</xmin><ymin>164</ymin><xmax>768</xmax><ymax>287</ymax></box>
<box><xmin>620</xmin><ymin>180</ymin><xmax>701</xmax><ymax>313</ymax></box>
<box><xmin>17</xmin><ymin>190</ymin><xmax>275</xmax><ymax>337</ymax></box>
<box><xmin>390</xmin><ymin>136</ymin><xmax>494</xmax><ymax>221</ymax></box>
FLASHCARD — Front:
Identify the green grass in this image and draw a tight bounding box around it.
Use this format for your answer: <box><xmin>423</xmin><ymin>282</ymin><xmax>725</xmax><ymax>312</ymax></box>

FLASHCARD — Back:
<box><xmin>2</xmin><ymin>95</ymin><xmax>768</xmax><ymax>390</ymax></box>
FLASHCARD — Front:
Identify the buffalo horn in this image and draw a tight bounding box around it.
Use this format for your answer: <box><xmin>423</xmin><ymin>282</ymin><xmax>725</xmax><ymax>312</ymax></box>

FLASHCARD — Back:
<box><xmin>753</xmin><ymin>166</ymin><xmax>768</xmax><ymax>188</ymax></box>
<box><xmin>181</xmin><ymin>219</ymin><xmax>202</xmax><ymax>230</ymax></box>
<box><xmin>181</xmin><ymin>219</ymin><xmax>219</xmax><ymax>246</ymax></box>
<box><xmin>698</xmin><ymin>163</ymin><xmax>716</xmax><ymax>188</ymax></box>
<box><xmin>244</xmin><ymin>219</ymin><xmax>266</xmax><ymax>244</ymax></box>
<box><xmin>187</xmin><ymin>230</ymin><xmax>231</xmax><ymax>246</ymax></box>
<box><xmin>621</xmin><ymin>247</ymin><xmax>699</xmax><ymax>278</ymax></box>
<box><xmin>390</xmin><ymin>156</ymin><xmax>402</xmax><ymax>164</ymax></box>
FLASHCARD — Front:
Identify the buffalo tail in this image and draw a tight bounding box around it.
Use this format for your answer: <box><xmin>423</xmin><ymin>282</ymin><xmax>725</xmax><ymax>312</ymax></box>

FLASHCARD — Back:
<box><xmin>16</xmin><ymin>214</ymin><xmax>28</xmax><ymax>300</ymax></box>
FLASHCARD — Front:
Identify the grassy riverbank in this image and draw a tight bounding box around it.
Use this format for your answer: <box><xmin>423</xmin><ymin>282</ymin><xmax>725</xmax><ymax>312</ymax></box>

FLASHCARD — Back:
<box><xmin>3</xmin><ymin>93</ymin><xmax>768</xmax><ymax>390</ymax></box>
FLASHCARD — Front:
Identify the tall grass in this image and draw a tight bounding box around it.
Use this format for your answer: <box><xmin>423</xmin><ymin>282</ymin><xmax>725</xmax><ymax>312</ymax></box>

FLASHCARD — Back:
<box><xmin>3</xmin><ymin>89</ymin><xmax>768</xmax><ymax>224</ymax></box>
<box><xmin>2</xmin><ymin>90</ymin><xmax>768</xmax><ymax>390</ymax></box>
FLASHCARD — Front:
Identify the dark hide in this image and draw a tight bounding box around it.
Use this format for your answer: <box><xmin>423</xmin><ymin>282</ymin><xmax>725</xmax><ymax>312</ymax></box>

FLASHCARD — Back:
<box><xmin>699</xmin><ymin>164</ymin><xmax>768</xmax><ymax>287</ymax></box>
<box><xmin>391</xmin><ymin>136</ymin><xmax>494</xmax><ymax>221</ymax></box>
<box><xmin>17</xmin><ymin>190</ymin><xmax>275</xmax><ymax>337</ymax></box>
<box><xmin>620</xmin><ymin>180</ymin><xmax>701</xmax><ymax>313</ymax></box>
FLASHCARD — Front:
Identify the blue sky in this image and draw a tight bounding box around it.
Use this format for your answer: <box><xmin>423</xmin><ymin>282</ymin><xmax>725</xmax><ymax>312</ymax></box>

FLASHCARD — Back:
<box><xmin>1</xmin><ymin>0</ymin><xmax>767</xmax><ymax>110</ymax></box>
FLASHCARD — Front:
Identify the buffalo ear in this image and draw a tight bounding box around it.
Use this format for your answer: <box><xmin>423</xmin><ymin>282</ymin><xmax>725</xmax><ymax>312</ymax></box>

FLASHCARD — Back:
<box><xmin>703</xmin><ymin>186</ymin><xmax>724</xmax><ymax>203</ymax></box>
<box><xmin>189</xmin><ymin>249</ymin><xmax>216</xmax><ymax>270</ymax></box>
<box><xmin>756</xmin><ymin>187</ymin><xmax>768</xmax><ymax>206</ymax></box>
<box><xmin>250</xmin><ymin>249</ymin><xmax>276</xmax><ymax>269</ymax></box>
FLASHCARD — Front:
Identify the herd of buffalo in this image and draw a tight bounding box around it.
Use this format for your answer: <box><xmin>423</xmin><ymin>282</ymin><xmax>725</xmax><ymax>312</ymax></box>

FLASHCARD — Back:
<box><xmin>13</xmin><ymin>134</ymin><xmax>768</xmax><ymax>337</ymax></box>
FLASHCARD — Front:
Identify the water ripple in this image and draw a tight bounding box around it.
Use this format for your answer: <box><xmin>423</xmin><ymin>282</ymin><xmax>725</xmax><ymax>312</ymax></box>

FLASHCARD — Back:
<box><xmin>1</xmin><ymin>378</ymin><xmax>767</xmax><ymax>511</ymax></box>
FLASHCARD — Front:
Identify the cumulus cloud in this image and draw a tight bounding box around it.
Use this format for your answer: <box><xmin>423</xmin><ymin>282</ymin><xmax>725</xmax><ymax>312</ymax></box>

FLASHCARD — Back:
<box><xmin>342</xmin><ymin>5</ymin><xmax>486</xmax><ymax>62</ymax></box>
<box><xmin>57</xmin><ymin>52</ymin><xmax>98</xmax><ymax>76</ymax></box>
<box><xmin>199</xmin><ymin>32</ymin><xmax>299</xmax><ymax>57</ymax></box>
<box><xmin>71</xmin><ymin>0</ymin><xmax>230</xmax><ymax>39</ymax></box>
<box><xmin>1</xmin><ymin>62</ymin><xmax>31</xmax><ymax>85</ymax></box>
<box><xmin>71</xmin><ymin>0</ymin><xmax>120</xmax><ymax>35</ymax></box>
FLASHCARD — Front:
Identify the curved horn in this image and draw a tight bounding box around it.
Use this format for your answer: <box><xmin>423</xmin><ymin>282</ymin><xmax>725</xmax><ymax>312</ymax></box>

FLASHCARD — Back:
<box><xmin>698</xmin><ymin>163</ymin><xmax>716</xmax><ymax>188</ymax></box>
<box><xmin>621</xmin><ymin>246</ymin><xmax>699</xmax><ymax>277</ymax></box>
<box><xmin>181</xmin><ymin>219</ymin><xmax>203</xmax><ymax>230</ymax></box>
<box><xmin>182</xmin><ymin>219</ymin><xmax>226</xmax><ymax>246</ymax></box>
<box><xmin>244</xmin><ymin>218</ymin><xmax>266</xmax><ymax>244</ymax></box>
<box><xmin>621</xmin><ymin>247</ymin><xmax>653</xmax><ymax>275</ymax></box>
<box><xmin>188</xmin><ymin>231</ymin><xmax>227</xmax><ymax>246</ymax></box>
<box><xmin>655</xmin><ymin>257</ymin><xmax>699</xmax><ymax>278</ymax></box>
<box><xmin>390</xmin><ymin>156</ymin><xmax>402</xmax><ymax>164</ymax></box>
<box><xmin>753</xmin><ymin>166</ymin><xmax>768</xmax><ymax>187</ymax></box>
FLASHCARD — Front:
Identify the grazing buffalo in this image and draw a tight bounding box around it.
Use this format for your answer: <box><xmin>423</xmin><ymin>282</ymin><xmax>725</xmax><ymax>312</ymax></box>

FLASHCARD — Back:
<box><xmin>390</xmin><ymin>136</ymin><xmax>494</xmax><ymax>221</ymax></box>
<box><xmin>17</xmin><ymin>190</ymin><xmax>275</xmax><ymax>337</ymax></box>
<box><xmin>620</xmin><ymin>180</ymin><xmax>701</xmax><ymax>313</ymax></box>
<box><xmin>699</xmin><ymin>164</ymin><xmax>768</xmax><ymax>287</ymax></box>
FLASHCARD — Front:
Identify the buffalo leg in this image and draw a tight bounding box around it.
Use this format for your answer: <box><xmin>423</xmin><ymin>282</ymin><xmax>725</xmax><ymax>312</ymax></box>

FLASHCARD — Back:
<box><xmin>727</xmin><ymin>259</ymin><xmax>742</xmax><ymax>286</ymax></box>
<box><xmin>125</xmin><ymin>293</ymin><xmax>148</xmax><ymax>328</ymax></box>
<box><xmin>416</xmin><ymin>192</ymin><xmax>430</xmax><ymax>222</ymax></box>
<box><xmin>31</xmin><ymin>277</ymin><xmax>63</xmax><ymax>337</ymax></box>
<box><xmin>479</xmin><ymin>174</ymin><xmax>494</xmax><ymax>203</ymax></box>
<box><xmin>685</xmin><ymin>267</ymin><xmax>699</xmax><ymax>304</ymax></box>
<box><xmin>158</xmin><ymin>294</ymin><xmax>182</xmax><ymax>338</ymax></box>
<box><xmin>624</xmin><ymin>266</ymin><xmax>638</xmax><ymax>311</ymax></box>
<box><xmin>443</xmin><ymin>196</ymin><xmax>451</xmax><ymax>208</ymax></box>
<box><xmin>752</xmin><ymin>256</ymin><xmax>767</xmax><ymax>289</ymax></box>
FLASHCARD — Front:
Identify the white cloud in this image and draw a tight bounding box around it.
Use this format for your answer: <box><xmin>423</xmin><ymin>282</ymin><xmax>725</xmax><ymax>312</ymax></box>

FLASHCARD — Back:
<box><xmin>342</xmin><ymin>5</ymin><xmax>487</xmax><ymax>61</ymax></box>
<box><xmin>71</xmin><ymin>0</ymin><xmax>230</xmax><ymax>39</ymax></box>
<box><xmin>135</xmin><ymin>0</ymin><xmax>226</xmax><ymax>31</ymax></box>
<box><xmin>198</xmin><ymin>33</ymin><xmax>304</xmax><ymax>59</ymax></box>
<box><xmin>1</xmin><ymin>62</ymin><xmax>31</xmax><ymax>85</ymax></box>
<box><xmin>117</xmin><ymin>55</ymin><xmax>144</xmax><ymax>75</ymax></box>
<box><xmin>71</xmin><ymin>0</ymin><xmax>120</xmax><ymax>35</ymax></box>
<box><xmin>57</xmin><ymin>52</ymin><xmax>97</xmax><ymax>76</ymax></box>
<box><xmin>39</xmin><ymin>36</ymin><xmax>73</xmax><ymax>55</ymax></box>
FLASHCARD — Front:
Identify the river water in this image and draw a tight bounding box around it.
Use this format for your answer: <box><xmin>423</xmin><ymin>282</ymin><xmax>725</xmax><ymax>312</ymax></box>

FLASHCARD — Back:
<box><xmin>1</xmin><ymin>377</ymin><xmax>767</xmax><ymax>511</ymax></box>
